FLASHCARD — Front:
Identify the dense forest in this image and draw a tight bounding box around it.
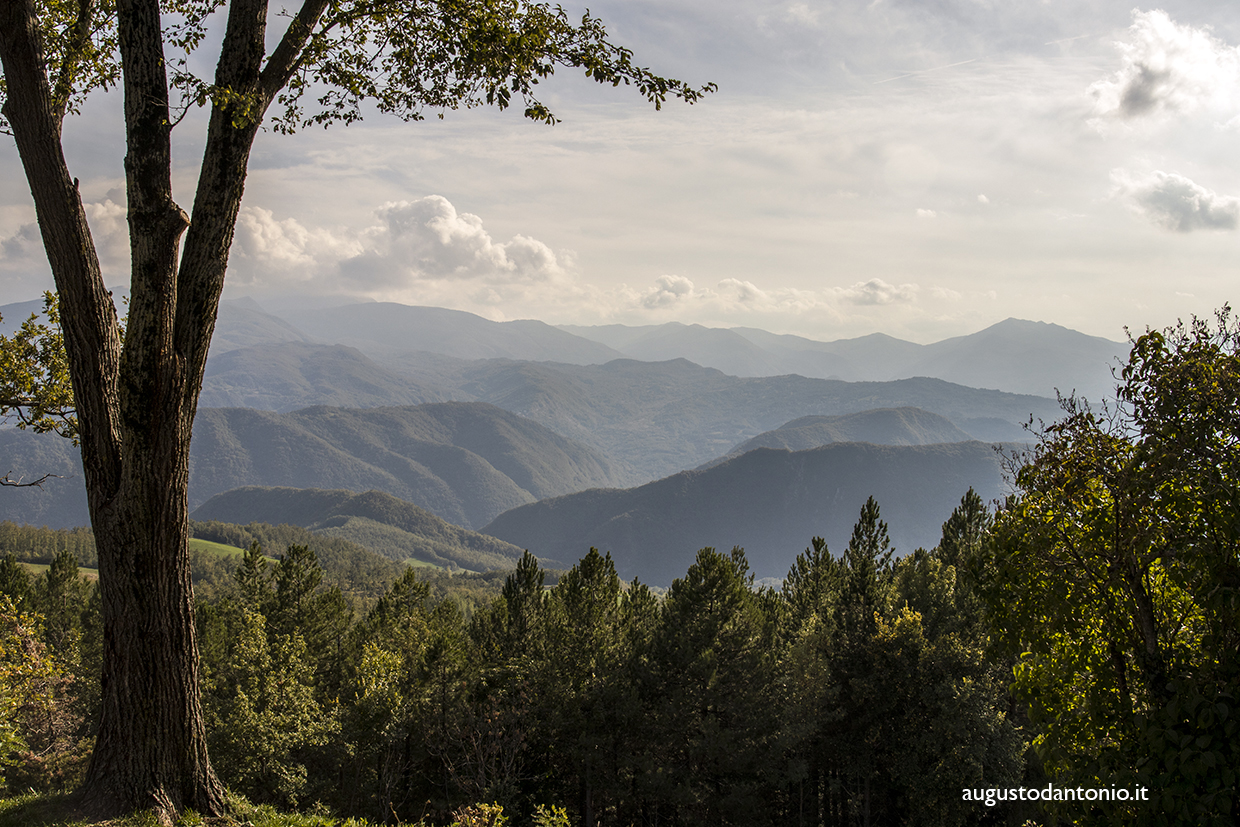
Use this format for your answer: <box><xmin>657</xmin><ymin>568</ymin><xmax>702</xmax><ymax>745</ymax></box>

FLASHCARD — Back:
<box><xmin>2</xmin><ymin>316</ymin><xmax>1238</xmax><ymax>826</ymax></box>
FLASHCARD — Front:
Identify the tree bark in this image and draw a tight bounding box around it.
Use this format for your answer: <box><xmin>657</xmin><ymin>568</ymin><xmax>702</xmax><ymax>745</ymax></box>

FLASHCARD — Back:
<box><xmin>2</xmin><ymin>0</ymin><xmax>336</xmax><ymax>817</ymax></box>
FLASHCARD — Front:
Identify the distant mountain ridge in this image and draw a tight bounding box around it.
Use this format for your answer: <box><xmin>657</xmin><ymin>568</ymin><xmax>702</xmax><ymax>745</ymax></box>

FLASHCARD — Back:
<box><xmin>483</xmin><ymin>440</ymin><xmax>1014</xmax><ymax>585</ymax></box>
<box><xmin>0</xmin><ymin>401</ymin><xmax>627</xmax><ymax>530</ymax></box>
<box><xmin>201</xmin><ymin>342</ymin><xmax>454</xmax><ymax>410</ymax></box>
<box><xmin>285</xmin><ymin>302</ymin><xmax>626</xmax><ymax>364</ymax></box>
<box><xmin>5</xmin><ymin>295</ymin><xmax>1127</xmax><ymax>401</ymax></box>
<box><xmin>393</xmin><ymin>357</ymin><xmax>1056</xmax><ymax>482</ymax></box>
<box><xmin>559</xmin><ymin>317</ymin><xmax>1126</xmax><ymax>400</ymax></box>
<box><xmin>702</xmin><ymin>407</ymin><xmax>974</xmax><ymax>468</ymax></box>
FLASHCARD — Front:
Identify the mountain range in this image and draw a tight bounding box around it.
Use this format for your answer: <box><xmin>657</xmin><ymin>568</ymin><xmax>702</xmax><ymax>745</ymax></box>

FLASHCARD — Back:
<box><xmin>558</xmin><ymin>318</ymin><xmax>1126</xmax><ymax>401</ymax></box>
<box><xmin>3</xmin><ymin>295</ymin><xmax>1129</xmax><ymax>404</ymax></box>
<box><xmin>1</xmin><ymin>293</ymin><xmax>1097</xmax><ymax>583</ymax></box>
<box><xmin>483</xmin><ymin>440</ymin><xmax>1013</xmax><ymax>585</ymax></box>
<box><xmin>0</xmin><ymin>401</ymin><xmax>626</xmax><ymax>530</ymax></box>
<box><xmin>200</xmin><ymin>344</ymin><xmax>1055</xmax><ymax>482</ymax></box>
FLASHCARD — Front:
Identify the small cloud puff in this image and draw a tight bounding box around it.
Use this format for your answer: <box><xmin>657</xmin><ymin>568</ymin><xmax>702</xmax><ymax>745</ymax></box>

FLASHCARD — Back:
<box><xmin>1091</xmin><ymin>10</ymin><xmax>1240</xmax><ymax>120</ymax></box>
<box><xmin>786</xmin><ymin>3</ymin><xmax>820</xmax><ymax>26</ymax></box>
<box><xmin>642</xmin><ymin>274</ymin><xmax>697</xmax><ymax>308</ymax></box>
<box><xmin>977</xmin><ymin>194</ymin><xmax>989</xmax><ymax>204</ymax></box>
<box><xmin>1112</xmin><ymin>169</ymin><xmax>1240</xmax><ymax>232</ymax></box>
<box><xmin>916</xmin><ymin>209</ymin><xmax>937</xmax><ymax>218</ymax></box>
<box><xmin>1</xmin><ymin>222</ymin><xmax>42</xmax><ymax>261</ymax></box>
<box><xmin>837</xmin><ymin>278</ymin><xmax>919</xmax><ymax>306</ymax></box>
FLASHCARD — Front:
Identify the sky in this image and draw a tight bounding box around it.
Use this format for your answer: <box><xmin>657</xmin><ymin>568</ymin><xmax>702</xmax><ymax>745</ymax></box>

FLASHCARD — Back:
<box><xmin>3</xmin><ymin>0</ymin><xmax>1240</xmax><ymax>344</ymax></box>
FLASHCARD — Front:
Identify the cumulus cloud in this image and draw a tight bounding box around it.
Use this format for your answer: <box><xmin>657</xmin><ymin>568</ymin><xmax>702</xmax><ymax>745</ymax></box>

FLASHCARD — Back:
<box><xmin>716</xmin><ymin>278</ymin><xmax>768</xmax><ymax>304</ymax></box>
<box><xmin>362</xmin><ymin>197</ymin><xmax>565</xmax><ymax>283</ymax></box>
<box><xmin>915</xmin><ymin>209</ymin><xmax>937</xmax><ymax>218</ymax></box>
<box><xmin>836</xmin><ymin>278</ymin><xmax>919</xmax><ymax>306</ymax></box>
<box><xmin>229</xmin><ymin>195</ymin><xmax>570</xmax><ymax>295</ymax></box>
<box><xmin>642</xmin><ymin>275</ymin><xmax>697</xmax><ymax>308</ymax></box>
<box><xmin>1</xmin><ymin>222</ymin><xmax>42</xmax><ymax>262</ymax></box>
<box><xmin>1112</xmin><ymin>169</ymin><xmax>1240</xmax><ymax>232</ymax></box>
<box><xmin>1091</xmin><ymin>10</ymin><xmax>1240</xmax><ymax>120</ymax></box>
<box><xmin>2</xmin><ymin>197</ymin><xmax>130</xmax><ymax>277</ymax></box>
<box><xmin>232</xmin><ymin>207</ymin><xmax>363</xmax><ymax>282</ymax></box>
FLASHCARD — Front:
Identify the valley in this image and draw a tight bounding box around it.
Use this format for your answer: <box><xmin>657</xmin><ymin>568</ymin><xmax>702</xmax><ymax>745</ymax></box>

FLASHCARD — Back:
<box><xmin>0</xmin><ymin>295</ymin><xmax>1110</xmax><ymax>584</ymax></box>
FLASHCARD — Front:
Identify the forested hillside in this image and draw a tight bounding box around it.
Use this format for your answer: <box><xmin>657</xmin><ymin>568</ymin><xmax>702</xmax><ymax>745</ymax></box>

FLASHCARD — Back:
<box><xmin>0</xmin><ymin>402</ymin><xmax>627</xmax><ymax>530</ymax></box>
<box><xmin>2</xmin><ymin>496</ymin><xmax>1034</xmax><ymax>826</ymax></box>
<box><xmin>199</xmin><ymin>340</ymin><xmax>1057</xmax><ymax>478</ymax></box>
<box><xmin>193</xmin><ymin>487</ymin><xmax>528</xmax><ymax>571</ymax></box>
<box><xmin>705</xmin><ymin>406</ymin><xmax>975</xmax><ymax>464</ymax></box>
<box><xmin>484</xmin><ymin>440</ymin><xmax>1011</xmax><ymax>584</ymax></box>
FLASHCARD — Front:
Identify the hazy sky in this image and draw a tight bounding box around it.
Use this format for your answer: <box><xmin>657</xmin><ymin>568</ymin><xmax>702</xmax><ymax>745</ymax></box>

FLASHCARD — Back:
<box><xmin>3</xmin><ymin>1</ymin><xmax>1240</xmax><ymax>343</ymax></box>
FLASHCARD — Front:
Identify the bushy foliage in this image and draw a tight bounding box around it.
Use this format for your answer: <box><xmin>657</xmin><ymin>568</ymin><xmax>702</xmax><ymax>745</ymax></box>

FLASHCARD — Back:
<box><xmin>987</xmin><ymin>308</ymin><xmax>1240</xmax><ymax>825</ymax></box>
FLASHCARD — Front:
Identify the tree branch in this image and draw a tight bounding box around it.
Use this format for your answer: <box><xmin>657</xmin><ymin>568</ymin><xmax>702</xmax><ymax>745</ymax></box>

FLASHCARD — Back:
<box><xmin>0</xmin><ymin>0</ymin><xmax>123</xmax><ymax>500</ymax></box>
<box><xmin>259</xmin><ymin>0</ymin><xmax>332</xmax><ymax>102</ymax></box>
<box><xmin>51</xmin><ymin>0</ymin><xmax>97</xmax><ymax>125</ymax></box>
<box><xmin>0</xmin><ymin>472</ymin><xmax>61</xmax><ymax>488</ymax></box>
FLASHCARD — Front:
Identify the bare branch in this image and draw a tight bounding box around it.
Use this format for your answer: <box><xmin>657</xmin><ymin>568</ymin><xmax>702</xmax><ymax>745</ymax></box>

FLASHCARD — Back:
<box><xmin>0</xmin><ymin>471</ymin><xmax>61</xmax><ymax>488</ymax></box>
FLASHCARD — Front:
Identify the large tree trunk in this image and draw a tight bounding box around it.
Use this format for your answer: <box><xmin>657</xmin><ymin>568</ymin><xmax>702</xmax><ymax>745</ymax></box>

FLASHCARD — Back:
<box><xmin>2</xmin><ymin>0</ymin><xmax>332</xmax><ymax>818</ymax></box>
<box><xmin>79</xmin><ymin>448</ymin><xmax>226</xmax><ymax>819</ymax></box>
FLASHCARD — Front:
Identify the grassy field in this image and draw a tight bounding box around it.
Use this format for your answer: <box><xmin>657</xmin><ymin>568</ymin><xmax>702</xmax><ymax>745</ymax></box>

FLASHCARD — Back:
<box><xmin>401</xmin><ymin>557</ymin><xmax>440</xmax><ymax>569</ymax></box>
<box><xmin>188</xmin><ymin>537</ymin><xmax>247</xmax><ymax>557</ymax></box>
<box><xmin>17</xmin><ymin>562</ymin><xmax>99</xmax><ymax>581</ymax></box>
<box><xmin>16</xmin><ymin>540</ymin><xmax>262</xmax><ymax>583</ymax></box>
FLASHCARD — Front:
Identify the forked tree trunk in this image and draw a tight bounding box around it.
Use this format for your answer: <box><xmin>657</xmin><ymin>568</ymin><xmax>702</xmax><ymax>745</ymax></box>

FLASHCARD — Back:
<box><xmin>1</xmin><ymin>0</ymin><xmax>324</xmax><ymax>819</ymax></box>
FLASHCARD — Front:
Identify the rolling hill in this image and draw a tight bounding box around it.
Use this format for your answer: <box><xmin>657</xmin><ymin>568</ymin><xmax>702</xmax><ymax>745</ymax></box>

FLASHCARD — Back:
<box><xmin>192</xmin><ymin>487</ymin><xmax>527</xmax><ymax>571</ymax></box>
<box><xmin>0</xmin><ymin>401</ymin><xmax>627</xmax><ymax>530</ymax></box>
<box><xmin>188</xmin><ymin>402</ymin><xmax>627</xmax><ymax>528</ymax></box>
<box><xmin>703</xmin><ymin>407</ymin><xmax>975</xmax><ymax>467</ymax></box>
<box><xmin>483</xmin><ymin>440</ymin><xmax>1014</xmax><ymax>585</ymax></box>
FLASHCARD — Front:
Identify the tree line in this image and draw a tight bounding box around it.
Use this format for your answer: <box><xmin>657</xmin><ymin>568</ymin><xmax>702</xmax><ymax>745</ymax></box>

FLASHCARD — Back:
<box><xmin>3</xmin><ymin>492</ymin><xmax>1028</xmax><ymax>826</ymax></box>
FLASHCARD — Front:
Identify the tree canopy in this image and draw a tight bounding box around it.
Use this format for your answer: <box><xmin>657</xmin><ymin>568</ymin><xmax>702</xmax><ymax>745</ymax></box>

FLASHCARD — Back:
<box><xmin>988</xmin><ymin>307</ymin><xmax>1240</xmax><ymax>825</ymax></box>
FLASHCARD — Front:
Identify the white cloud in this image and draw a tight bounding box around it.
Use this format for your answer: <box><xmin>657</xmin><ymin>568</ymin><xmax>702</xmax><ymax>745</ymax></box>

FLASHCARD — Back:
<box><xmin>0</xmin><ymin>222</ymin><xmax>41</xmax><ymax>262</ymax></box>
<box><xmin>836</xmin><ymin>278</ymin><xmax>919</xmax><ymax>306</ymax></box>
<box><xmin>977</xmin><ymin>194</ymin><xmax>989</xmax><ymax>204</ymax></box>
<box><xmin>229</xmin><ymin>195</ymin><xmax>571</xmax><ymax>294</ymax></box>
<box><xmin>1112</xmin><ymin>169</ymin><xmax>1240</xmax><ymax>232</ymax></box>
<box><xmin>786</xmin><ymin>3</ymin><xmax>820</xmax><ymax>26</ymax></box>
<box><xmin>642</xmin><ymin>274</ymin><xmax>697</xmax><ymax>308</ymax></box>
<box><xmin>1091</xmin><ymin>10</ymin><xmax>1240</xmax><ymax>120</ymax></box>
<box><xmin>1</xmin><ymin>197</ymin><xmax>130</xmax><ymax>278</ymax></box>
<box><xmin>916</xmin><ymin>208</ymin><xmax>937</xmax><ymax>218</ymax></box>
<box><xmin>232</xmin><ymin>207</ymin><xmax>363</xmax><ymax>281</ymax></box>
<box><xmin>716</xmin><ymin>278</ymin><xmax>768</xmax><ymax>305</ymax></box>
<box><xmin>364</xmin><ymin>197</ymin><xmax>565</xmax><ymax>283</ymax></box>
